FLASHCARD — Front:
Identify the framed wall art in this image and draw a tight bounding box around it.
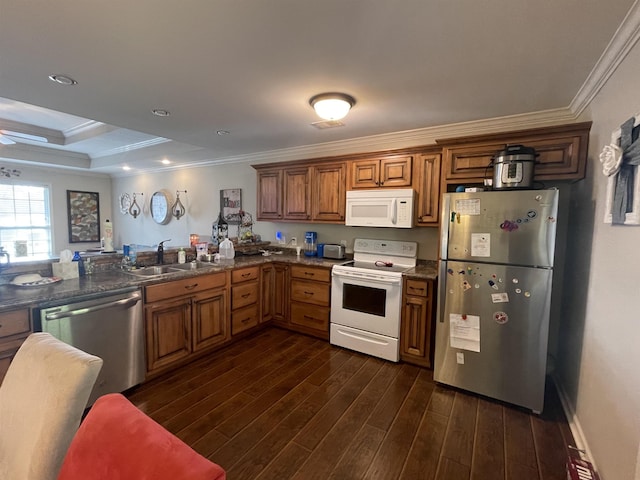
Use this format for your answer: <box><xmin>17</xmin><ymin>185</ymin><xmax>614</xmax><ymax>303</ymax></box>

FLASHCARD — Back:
<box><xmin>67</xmin><ymin>190</ymin><xmax>101</xmax><ymax>243</ymax></box>
<box><xmin>220</xmin><ymin>188</ymin><xmax>242</xmax><ymax>224</ymax></box>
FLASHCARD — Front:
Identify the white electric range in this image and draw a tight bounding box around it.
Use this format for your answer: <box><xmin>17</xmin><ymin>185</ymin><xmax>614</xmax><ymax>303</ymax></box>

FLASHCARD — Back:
<box><xmin>330</xmin><ymin>238</ymin><xmax>417</xmax><ymax>361</ymax></box>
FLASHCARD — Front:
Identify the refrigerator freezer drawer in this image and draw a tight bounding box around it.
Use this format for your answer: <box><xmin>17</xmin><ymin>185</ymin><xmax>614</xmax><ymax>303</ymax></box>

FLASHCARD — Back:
<box><xmin>330</xmin><ymin>323</ymin><xmax>399</xmax><ymax>362</ymax></box>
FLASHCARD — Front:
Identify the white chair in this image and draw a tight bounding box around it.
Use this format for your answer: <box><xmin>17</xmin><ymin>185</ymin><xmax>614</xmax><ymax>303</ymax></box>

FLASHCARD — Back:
<box><xmin>0</xmin><ymin>332</ymin><xmax>103</xmax><ymax>480</ymax></box>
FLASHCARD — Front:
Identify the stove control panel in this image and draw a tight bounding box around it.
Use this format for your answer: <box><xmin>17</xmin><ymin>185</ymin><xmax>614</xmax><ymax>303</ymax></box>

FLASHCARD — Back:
<box><xmin>353</xmin><ymin>239</ymin><xmax>417</xmax><ymax>258</ymax></box>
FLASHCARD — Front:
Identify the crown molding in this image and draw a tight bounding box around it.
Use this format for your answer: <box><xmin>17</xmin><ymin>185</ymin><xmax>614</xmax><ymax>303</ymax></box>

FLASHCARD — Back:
<box><xmin>570</xmin><ymin>0</ymin><xmax>640</xmax><ymax>115</ymax></box>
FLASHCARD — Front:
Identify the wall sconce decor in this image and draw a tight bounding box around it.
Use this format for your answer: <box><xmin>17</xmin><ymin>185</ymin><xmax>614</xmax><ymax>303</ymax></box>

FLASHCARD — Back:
<box><xmin>0</xmin><ymin>166</ymin><xmax>21</xmax><ymax>178</ymax></box>
<box><xmin>309</xmin><ymin>92</ymin><xmax>356</xmax><ymax>121</ymax></box>
<box><xmin>601</xmin><ymin>114</ymin><xmax>640</xmax><ymax>225</ymax></box>
<box><xmin>129</xmin><ymin>193</ymin><xmax>143</xmax><ymax>219</ymax></box>
<box><xmin>172</xmin><ymin>190</ymin><xmax>187</xmax><ymax>220</ymax></box>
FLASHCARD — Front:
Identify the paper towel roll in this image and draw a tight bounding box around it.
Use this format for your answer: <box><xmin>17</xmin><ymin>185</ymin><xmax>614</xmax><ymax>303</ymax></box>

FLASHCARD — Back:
<box><xmin>103</xmin><ymin>219</ymin><xmax>114</xmax><ymax>252</ymax></box>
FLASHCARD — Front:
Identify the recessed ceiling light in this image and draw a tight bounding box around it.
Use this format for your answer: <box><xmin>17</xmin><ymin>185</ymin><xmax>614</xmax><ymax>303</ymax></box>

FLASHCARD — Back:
<box><xmin>122</xmin><ymin>166</ymin><xmax>131</xmax><ymax>171</ymax></box>
<box><xmin>48</xmin><ymin>74</ymin><xmax>78</xmax><ymax>86</ymax></box>
<box><xmin>216</xmin><ymin>130</ymin><xmax>230</xmax><ymax>136</ymax></box>
<box><xmin>161</xmin><ymin>159</ymin><xmax>171</xmax><ymax>165</ymax></box>
<box><xmin>152</xmin><ymin>109</ymin><xmax>170</xmax><ymax>117</ymax></box>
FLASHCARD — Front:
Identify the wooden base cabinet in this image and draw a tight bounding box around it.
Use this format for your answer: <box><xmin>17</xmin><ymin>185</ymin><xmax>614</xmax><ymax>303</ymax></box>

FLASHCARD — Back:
<box><xmin>0</xmin><ymin>308</ymin><xmax>31</xmax><ymax>384</ymax></box>
<box><xmin>288</xmin><ymin>265</ymin><xmax>331</xmax><ymax>339</ymax></box>
<box><xmin>400</xmin><ymin>278</ymin><xmax>436</xmax><ymax>368</ymax></box>
<box><xmin>231</xmin><ymin>266</ymin><xmax>260</xmax><ymax>335</ymax></box>
<box><xmin>144</xmin><ymin>272</ymin><xmax>228</xmax><ymax>376</ymax></box>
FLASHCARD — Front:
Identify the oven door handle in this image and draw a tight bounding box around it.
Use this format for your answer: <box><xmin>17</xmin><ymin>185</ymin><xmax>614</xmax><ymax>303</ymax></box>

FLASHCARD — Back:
<box><xmin>332</xmin><ymin>270</ymin><xmax>401</xmax><ymax>285</ymax></box>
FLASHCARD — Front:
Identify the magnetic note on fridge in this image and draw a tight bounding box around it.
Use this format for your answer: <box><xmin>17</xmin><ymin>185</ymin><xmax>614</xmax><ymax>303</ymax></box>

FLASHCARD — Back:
<box><xmin>449</xmin><ymin>313</ymin><xmax>480</xmax><ymax>352</ymax></box>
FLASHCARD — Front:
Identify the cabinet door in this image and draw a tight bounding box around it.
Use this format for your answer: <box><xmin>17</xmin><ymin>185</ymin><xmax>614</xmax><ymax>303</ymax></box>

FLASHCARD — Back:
<box><xmin>145</xmin><ymin>297</ymin><xmax>192</xmax><ymax>373</ymax></box>
<box><xmin>350</xmin><ymin>159</ymin><xmax>380</xmax><ymax>189</ymax></box>
<box><xmin>256</xmin><ymin>169</ymin><xmax>283</xmax><ymax>220</ymax></box>
<box><xmin>192</xmin><ymin>289</ymin><xmax>229</xmax><ymax>352</ymax></box>
<box><xmin>415</xmin><ymin>153</ymin><xmax>442</xmax><ymax>226</ymax></box>
<box><xmin>400</xmin><ymin>279</ymin><xmax>435</xmax><ymax>368</ymax></box>
<box><xmin>379</xmin><ymin>155</ymin><xmax>413</xmax><ymax>187</ymax></box>
<box><xmin>273</xmin><ymin>263</ymin><xmax>289</xmax><ymax>324</ymax></box>
<box><xmin>401</xmin><ymin>295</ymin><xmax>429</xmax><ymax>363</ymax></box>
<box><xmin>283</xmin><ymin>167</ymin><xmax>311</xmax><ymax>220</ymax></box>
<box><xmin>260</xmin><ymin>264</ymin><xmax>274</xmax><ymax>323</ymax></box>
<box><xmin>312</xmin><ymin>162</ymin><xmax>346</xmax><ymax>222</ymax></box>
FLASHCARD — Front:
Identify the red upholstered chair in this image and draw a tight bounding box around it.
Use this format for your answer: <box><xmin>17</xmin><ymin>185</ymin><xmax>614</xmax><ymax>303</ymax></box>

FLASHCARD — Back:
<box><xmin>57</xmin><ymin>393</ymin><xmax>226</xmax><ymax>480</ymax></box>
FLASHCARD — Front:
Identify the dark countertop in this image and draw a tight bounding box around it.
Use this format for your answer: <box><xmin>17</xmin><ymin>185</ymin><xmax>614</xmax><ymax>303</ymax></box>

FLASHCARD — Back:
<box><xmin>405</xmin><ymin>261</ymin><xmax>439</xmax><ymax>280</ymax></box>
<box><xmin>0</xmin><ymin>254</ymin><xmax>345</xmax><ymax>311</ymax></box>
<box><xmin>0</xmin><ymin>255</ymin><xmax>439</xmax><ymax>312</ymax></box>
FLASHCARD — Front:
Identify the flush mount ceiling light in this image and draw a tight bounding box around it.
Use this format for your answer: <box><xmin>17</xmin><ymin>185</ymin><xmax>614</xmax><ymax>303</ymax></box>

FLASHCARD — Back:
<box><xmin>309</xmin><ymin>92</ymin><xmax>356</xmax><ymax>121</ymax></box>
<box><xmin>48</xmin><ymin>74</ymin><xmax>78</xmax><ymax>86</ymax></box>
<box><xmin>151</xmin><ymin>109</ymin><xmax>171</xmax><ymax>117</ymax></box>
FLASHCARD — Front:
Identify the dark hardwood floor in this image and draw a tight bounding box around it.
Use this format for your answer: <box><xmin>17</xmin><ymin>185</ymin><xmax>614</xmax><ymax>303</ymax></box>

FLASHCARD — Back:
<box><xmin>127</xmin><ymin>327</ymin><xmax>575</xmax><ymax>480</ymax></box>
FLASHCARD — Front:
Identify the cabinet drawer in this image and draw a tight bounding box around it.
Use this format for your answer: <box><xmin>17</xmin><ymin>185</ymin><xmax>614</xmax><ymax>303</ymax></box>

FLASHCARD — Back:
<box><xmin>232</xmin><ymin>304</ymin><xmax>259</xmax><ymax>334</ymax></box>
<box><xmin>290</xmin><ymin>265</ymin><xmax>330</xmax><ymax>283</ymax></box>
<box><xmin>405</xmin><ymin>279</ymin><xmax>430</xmax><ymax>297</ymax></box>
<box><xmin>290</xmin><ymin>279</ymin><xmax>330</xmax><ymax>306</ymax></box>
<box><xmin>0</xmin><ymin>309</ymin><xmax>30</xmax><ymax>340</ymax></box>
<box><xmin>145</xmin><ymin>273</ymin><xmax>226</xmax><ymax>303</ymax></box>
<box><xmin>290</xmin><ymin>302</ymin><xmax>329</xmax><ymax>332</ymax></box>
<box><xmin>231</xmin><ymin>266</ymin><xmax>260</xmax><ymax>284</ymax></box>
<box><xmin>232</xmin><ymin>282</ymin><xmax>259</xmax><ymax>310</ymax></box>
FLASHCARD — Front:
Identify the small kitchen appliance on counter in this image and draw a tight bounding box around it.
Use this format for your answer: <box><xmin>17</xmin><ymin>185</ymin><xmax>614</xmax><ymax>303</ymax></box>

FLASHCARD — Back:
<box><xmin>492</xmin><ymin>144</ymin><xmax>537</xmax><ymax>190</ymax></box>
<box><xmin>304</xmin><ymin>231</ymin><xmax>317</xmax><ymax>257</ymax></box>
<box><xmin>330</xmin><ymin>238</ymin><xmax>417</xmax><ymax>361</ymax></box>
<box><xmin>322</xmin><ymin>244</ymin><xmax>346</xmax><ymax>259</ymax></box>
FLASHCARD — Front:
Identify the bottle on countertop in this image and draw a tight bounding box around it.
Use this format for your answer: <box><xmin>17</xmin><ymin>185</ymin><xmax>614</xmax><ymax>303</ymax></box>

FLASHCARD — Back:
<box><xmin>218</xmin><ymin>238</ymin><xmax>235</xmax><ymax>263</ymax></box>
<box><xmin>72</xmin><ymin>251</ymin><xmax>85</xmax><ymax>276</ymax></box>
<box><xmin>178</xmin><ymin>248</ymin><xmax>186</xmax><ymax>264</ymax></box>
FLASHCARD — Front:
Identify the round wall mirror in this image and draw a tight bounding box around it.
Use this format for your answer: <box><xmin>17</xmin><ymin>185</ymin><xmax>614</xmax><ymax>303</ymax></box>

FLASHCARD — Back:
<box><xmin>150</xmin><ymin>190</ymin><xmax>173</xmax><ymax>225</ymax></box>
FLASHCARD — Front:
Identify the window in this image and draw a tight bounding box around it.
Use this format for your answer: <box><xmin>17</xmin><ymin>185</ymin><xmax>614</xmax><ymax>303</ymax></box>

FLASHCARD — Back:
<box><xmin>0</xmin><ymin>183</ymin><xmax>52</xmax><ymax>260</ymax></box>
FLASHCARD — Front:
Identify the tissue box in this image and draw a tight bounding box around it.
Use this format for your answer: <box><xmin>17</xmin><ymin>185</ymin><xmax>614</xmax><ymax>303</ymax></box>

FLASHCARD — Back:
<box><xmin>52</xmin><ymin>262</ymin><xmax>79</xmax><ymax>280</ymax></box>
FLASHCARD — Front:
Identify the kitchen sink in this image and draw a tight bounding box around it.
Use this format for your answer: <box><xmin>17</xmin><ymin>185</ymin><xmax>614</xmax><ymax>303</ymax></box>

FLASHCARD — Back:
<box><xmin>169</xmin><ymin>262</ymin><xmax>215</xmax><ymax>271</ymax></box>
<box><xmin>125</xmin><ymin>265</ymin><xmax>176</xmax><ymax>277</ymax></box>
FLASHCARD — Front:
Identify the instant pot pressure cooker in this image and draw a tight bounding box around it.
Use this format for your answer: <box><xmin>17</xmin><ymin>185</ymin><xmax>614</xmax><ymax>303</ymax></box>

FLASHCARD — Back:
<box><xmin>492</xmin><ymin>144</ymin><xmax>538</xmax><ymax>189</ymax></box>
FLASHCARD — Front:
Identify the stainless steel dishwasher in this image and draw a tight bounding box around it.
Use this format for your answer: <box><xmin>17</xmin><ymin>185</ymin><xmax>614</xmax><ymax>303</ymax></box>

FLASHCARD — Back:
<box><xmin>37</xmin><ymin>287</ymin><xmax>145</xmax><ymax>406</ymax></box>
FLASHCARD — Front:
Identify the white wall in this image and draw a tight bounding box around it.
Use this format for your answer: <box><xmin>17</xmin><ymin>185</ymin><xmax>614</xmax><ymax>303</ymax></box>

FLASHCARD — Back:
<box><xmin>110</xmin><ymin>162</ymin><xmax>441</xmax><ymax>259</ymax></box>
<box><xmin>0</xmin><ymin>160</ymin><xmax>112</xmax><ymax>256</ymax></box>
<box><xmin>557</xmin><ymin>40</ymin><xmax>640</xmax><ymax>479</ymax></box>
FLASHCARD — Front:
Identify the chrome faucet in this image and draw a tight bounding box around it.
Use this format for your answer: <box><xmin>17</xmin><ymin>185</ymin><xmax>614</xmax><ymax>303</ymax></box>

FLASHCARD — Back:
<box><xmin>157</xmin><ymin>239</ymin><xmax>171</xmax><ymax>264</ymax></box>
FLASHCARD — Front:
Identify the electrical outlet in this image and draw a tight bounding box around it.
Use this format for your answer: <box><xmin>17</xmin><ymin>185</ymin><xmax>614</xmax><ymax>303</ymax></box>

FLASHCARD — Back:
<box><xmin>340</xmin><ymin>239</ymin><xmax>347</xmax><ymax>247</ymax></box>
<box><xmin>290</xmin><ymin>237</ymin><xmax>297</xmax><ymax>246</ymax></box>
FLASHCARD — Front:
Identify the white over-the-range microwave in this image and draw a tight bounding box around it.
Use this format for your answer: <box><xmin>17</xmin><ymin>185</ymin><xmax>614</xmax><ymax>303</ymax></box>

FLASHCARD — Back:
<box><xmin>345</xmin><ymin>188</ymin><xmax>415</xmax><ymax>228</ymax></box>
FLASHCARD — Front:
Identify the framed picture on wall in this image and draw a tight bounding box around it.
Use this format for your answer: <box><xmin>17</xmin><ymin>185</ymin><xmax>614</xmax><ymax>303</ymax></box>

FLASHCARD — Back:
<box><xmin>220</xmin><ymin>188</ymin><xmax>242</xmax><ymax>224</ymax></box>
<box><xmin>67</xmin><ymin>190</ymin><xmax>101</xmax><ymax>243</ymax></box>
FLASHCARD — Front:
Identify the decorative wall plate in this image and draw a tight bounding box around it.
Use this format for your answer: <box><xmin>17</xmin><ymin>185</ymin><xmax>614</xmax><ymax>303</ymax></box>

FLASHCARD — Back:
<box><xmin>119</xmin><ymin>193</ymin><xmax>131</xmax><ymax>215</ymax></box>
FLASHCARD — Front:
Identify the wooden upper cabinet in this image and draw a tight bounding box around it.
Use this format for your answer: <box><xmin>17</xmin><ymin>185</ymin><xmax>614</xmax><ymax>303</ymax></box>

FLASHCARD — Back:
<box><xmin>312</xmin><ymin>162</ymin><xmax>346</xmax><ymax>222</ymax></box>
<box><xmin>439</xmin><ymin>122</ymin><xmax>591</xmax><ymax>190</ymax></box>
<box><xmin>283</xmin><ymin>166</ymin><xmax>311</xmax><ymax>220</ymax></box>
<box><xmin>256</xmin><ymin>169</ymin><xmax>283</xmax><ymax>220</ymax></box>
<box><xmin>349</xmin><ymin>155</ymin><xmax>413</xmax><ymax>189</ymax></box>
<box><xmin>415</xmin><ymin>153</ymin><xmax>441</xmax><ymax>226</ymax></box>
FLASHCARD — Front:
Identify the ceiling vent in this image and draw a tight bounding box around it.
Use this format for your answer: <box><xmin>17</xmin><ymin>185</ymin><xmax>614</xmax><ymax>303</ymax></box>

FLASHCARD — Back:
<box><xmin>311</xmin><ymin>120</ymin><xmax>345</xmax><ymax>129</ymax></box>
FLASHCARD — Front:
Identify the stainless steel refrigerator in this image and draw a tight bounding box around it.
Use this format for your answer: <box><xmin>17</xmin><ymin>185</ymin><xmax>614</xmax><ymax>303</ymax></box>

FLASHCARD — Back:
<box><xmin>434</xmin><ymin>189</ymin><xmax>559</xmax><ymax>413</ymax></box>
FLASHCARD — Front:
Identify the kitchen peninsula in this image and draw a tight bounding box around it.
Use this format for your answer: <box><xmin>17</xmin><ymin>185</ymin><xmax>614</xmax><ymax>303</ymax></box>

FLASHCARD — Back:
<box><xmin>0</xmin><ymin>248</ymin><xmax>437</xmax><ymax>383</ymax></box>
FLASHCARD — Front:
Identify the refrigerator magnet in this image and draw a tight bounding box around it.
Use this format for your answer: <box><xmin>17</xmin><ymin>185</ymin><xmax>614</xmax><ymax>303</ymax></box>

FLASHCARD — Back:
<box><xmin>494</xmin><ymin>311</ymin><xmax>509</xmax><ymax>324</ymax></box>
<box><xmin>491</xmin><ymin>292</ymin><xmax>509</xmax><ymax>303</ymax></box>
<box><xmin>470</xmin><ymin>233</ymin><xmax>491</xmax><ymax>257</ymax></box>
